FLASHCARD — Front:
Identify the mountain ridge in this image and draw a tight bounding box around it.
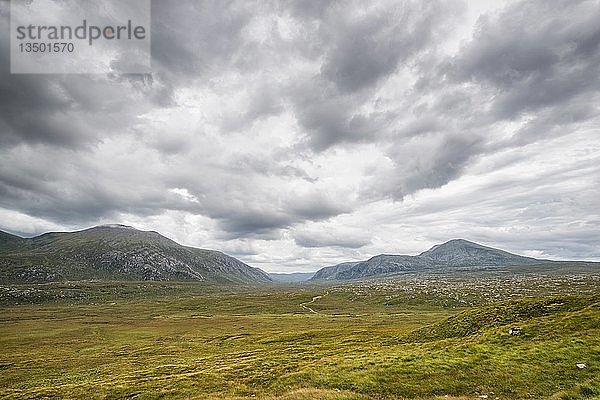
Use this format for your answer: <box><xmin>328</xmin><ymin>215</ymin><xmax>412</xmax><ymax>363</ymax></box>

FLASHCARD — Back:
<box><xmin>311</xmin><ymin>239</ymin><xmax>551</xmax><ymax>281</ymax></box>
<box><xmin>0</xmin><ymin>225</ymin><xmax>271</xmax><ymax>285</ymax></box>
<box><xmin>418</xmin><ymin>238</ymin><xmax>545</xmax><ymax>266</ymax></box>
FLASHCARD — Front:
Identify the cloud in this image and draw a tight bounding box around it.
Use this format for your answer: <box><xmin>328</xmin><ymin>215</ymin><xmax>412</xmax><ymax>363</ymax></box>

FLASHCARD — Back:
<box><xmin>320</xmin><ymin>1</ymin><xmax>461</xmax><ymax>93</ymax></box>
<box><xmin>289</xmin><ymin>79</ymin><xmax>393</xmax><ymax>151</ymax></box>
<box><xmin>283</xmin><ymin>0</ymin><xmax>465</xmax><ymax>151</ymax></box>
<box><xmin>215</xmin><ymin>210</ymin><xmax>292</xmax><ymax>240</ymax></box>
<box><xmin>447</xmin><ymin>0</ymin><xmax>600</xmax><ymax>122</ymax></box>
<box><xmin>150</xmin><ymin>0</ymin><xmax>255</xmax><ymax>76</ymax></box>
<box><xmin>294</xmin><ymin>228</ymin><xmax>371</xmax><ymax>249</ymax></box>
<box><xmin>0</xmin><ymin>0</ymin><xmax>598</xmax><ymax>272</ymax></box>
<box><xmin>363</xmin><ymin>133</ymin><xmax>483</xmax><ymax>200</ymax></box>
<box><xmin>286</xmin><ymin>190</ymin><xmax>350</xmax><ymax>220</ymax></box>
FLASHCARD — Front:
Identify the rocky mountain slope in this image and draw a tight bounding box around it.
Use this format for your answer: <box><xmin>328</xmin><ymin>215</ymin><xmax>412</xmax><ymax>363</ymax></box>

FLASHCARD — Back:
<box><xmin>0</xmin><ymin>225</ymin><xmax>271</xmax><ymax>284</ymax></box>
<box><xmin>419</xmin><ymin>239</ymin><xmax>540</xmax><ymax>266</ymax></box>
<box><xmin>311</xmin><ymin>239</ymin><xmax>546</xmax><ymax>281</ymax></box>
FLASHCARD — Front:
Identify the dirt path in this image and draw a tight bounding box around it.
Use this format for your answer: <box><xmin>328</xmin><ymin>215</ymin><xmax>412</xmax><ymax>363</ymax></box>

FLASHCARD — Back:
<box><xmin>300</xmin><ymin>292</ymin><xmax>328</xmax><ymax>314</ymax></box>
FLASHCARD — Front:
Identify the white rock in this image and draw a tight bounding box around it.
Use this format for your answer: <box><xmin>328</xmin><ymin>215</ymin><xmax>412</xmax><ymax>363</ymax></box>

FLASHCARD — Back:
<box><xmin>576</xmin><ymin>363</ymin><xmax>587</xmax><ymax>369</ymax></box>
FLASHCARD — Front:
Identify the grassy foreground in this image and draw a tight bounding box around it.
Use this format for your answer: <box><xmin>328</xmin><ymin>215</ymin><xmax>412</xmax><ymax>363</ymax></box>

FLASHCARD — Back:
<box><xmin>0</xmin><ymin>278</ymin><xmax>599</xmax><ymax>400</ymax></box>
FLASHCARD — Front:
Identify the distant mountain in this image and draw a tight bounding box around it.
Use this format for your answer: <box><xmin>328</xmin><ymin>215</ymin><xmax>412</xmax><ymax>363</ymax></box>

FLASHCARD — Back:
<box><xmin>0</xmin><ymin>231</ymin><xmax>26</xmax><ymax>253</ymax></box>
<box><xmin>268</xmin><ymin>272</ymin><xmax>315</xmax><ymax>283</ymax></box>
<box><xmin>310</xmin><ymin>262</ymin><xmax>359</xmax><ymax>281</ymax></box>
<box><xmin>0</xmin><ymin>225</ymin><xmax>271</xmax><ymax>285</ymax></box>
<box><xmin>419</xmin><ymin>239</ymin><xmax>541</xmax><ymax>266</ymax></box>
<box><xmin>312</xmin><ymin>256</ymin><xmax>432</xmax><ymax>281</ymax></box>
<box><xmin>311</xmin><ymin>239</ymin><xmax>546</xmax><ymax>281</ymax></box>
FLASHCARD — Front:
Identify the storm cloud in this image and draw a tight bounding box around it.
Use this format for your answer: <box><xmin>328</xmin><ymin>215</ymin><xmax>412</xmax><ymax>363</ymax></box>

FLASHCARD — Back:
<box><xmin>0</xmin><ymin>0</ymin><xmax>599</xmax><ymax>272</ymax></box>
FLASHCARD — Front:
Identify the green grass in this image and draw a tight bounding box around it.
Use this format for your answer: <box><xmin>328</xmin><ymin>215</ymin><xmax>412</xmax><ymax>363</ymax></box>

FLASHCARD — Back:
<box><xmin>0</xmin><ymin>279</ymin><xmax>599</xmax><ymax>399</ymax></box>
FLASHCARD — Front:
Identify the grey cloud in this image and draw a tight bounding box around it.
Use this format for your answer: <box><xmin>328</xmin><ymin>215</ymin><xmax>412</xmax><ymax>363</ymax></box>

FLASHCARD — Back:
<box><xmin>0</xmin><ymin>0</ymin><xmax>172</xmax><ymax>149</ymax></box>
<box><xmin>215</xmin><ymin>210</ymin><xmax>292</xmax><ymax>240</ymax></box>
<box><xmin>0</xmin><ymin>140</ymin><xmax>347</xmax><ymax>241</ymax></box>
<box><xmin>367</xmin><ymin>133</ymin><xmax>483</xmax><ymax>200</ymax></box>
<box><xmin>285</xmin><ymin>191</ymin><xmax>350</xmax><ymax>220</ymax></box>
<box><xmin>286</xmin><ymin>0</ymin><xmax>464</xmax><ymax>152</ymax></box>
<box><xmin>320</xmin><ymin>1</ymin><xmax>459</xmax><ymax>93</ymax></box>
<box><xmin>290</xmin><ymin>79</ymin><xmax>390</xmax><ymax>151</ymax></box>
<box><xmin>0</xmin><ymin>71</ymin><xmax>160</xmax><ymax>149</ymax></box>
<box><xmin>220</xmin><ymin>83</ymin><xmax>286</xmax><ymax>133</ymax></box>
<box><xmin>0</xmin><ymin>0</ymin><xmax>254</xmax><ymax>150</ymax></box>
<box><xmin>205</xmin><ymin>187</ymin><xmax>350</xmax><ymax>239</ymax></box>
<box><xmin>0</xmin><ymin>155</ymin><xmax>172</xmax><ymax>223</ymax></box>
<box><xmin>431</xmin><ymin>90</ymin><xmax>474</xmax><ymax>119</ymax></box>
<box><xmin>150</xmin><ymin>133</ymin><xmax>191</xmax><ymax>155</ymax></box>
<box><xmin>117</xmin><ymin>73</ymin><xmax>177</xmax><ymax>108</ymax></box>
<box><xmin>297</xmin><ymin>102</ymin><xmax>384</xmax><ymax>151</ymax></box>
<box><xmin>362</xmin><ymin>0</ymin><xmax>600</xmax><ymax>202</ymax></box>
<box><xmin>115</xmin><ymin>0</ymin><xmax>256</xmax><ymax>110</ymax></box>
<box><xmin>0</xmin><ymin>0</ymin><xmax>598</xmax><ymax>267</ymax></box>
<box><xmin>506</xmin><ymin>102</ymin><xmax>600</xmax><ymax>147</ymax></box>
<box><xmin>447</xmin><ymin>0</ymin><xmax>600</xmax><ymax>120</ymax></box>
<box><xmin>0</xmin><ymin>30</ymin><xmax>81</xmax><ymax>147</ymax></box>
<box><xmin>401</xmin><ymin>134</ymin><xmax>482</xmax><ymax>195</ymax></box>
<box><xmin>228</xmin><ymin>154</ymin><xmax>314</xmax><ymax>181</ymax></box>
<box><xmin>0</xmin><ymin>49</ymin><xmax>163</xmax><ymax>151</ymax></box>
<box><xmin>294</xmin><ymin>230</ymin><xmax>370</xmax><ymax>249</ymax></box>
<box><xmin>150</xmin><ymin>0</ymin><xmax>254</xmax><ymax>79</ymax></box>
<box><xmin>243</xmin><ymin>84</ymin><xmax>285</xmax><ymax>122</ymax></box>
<box><xmin>286</xmin><ymin>0</ymin><xmax>337</xmax><ymax>20</ymax></box>
<box><xmin>366</xmin><ymin>148</ymin><xmax>600</xmax><ymax>262</ymax></box>
<box><xmin>216</xmin><ymin>239</ymin><xmax>262</xmax><ymax>257</ymax></box>
<box><xmin>320</xmin><ymin>10</ymin><xmax>405</xmax><ymax>93</ymax></box>
<box><xmin>395</xmin><ymin>116</ymin><xmax>443</xmax><ymax>138</ymax></box>
<box><xmin>421</xmin><ymin>193</ymin><xmax>600</xmax><ymax>261</ymax></box>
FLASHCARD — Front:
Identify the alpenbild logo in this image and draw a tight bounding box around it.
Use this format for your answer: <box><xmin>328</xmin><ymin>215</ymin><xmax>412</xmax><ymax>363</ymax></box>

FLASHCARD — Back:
<box><xmin>10</xmin><ymin>0</ymin><xmax>151</xmax><ymax>74</ymax></box>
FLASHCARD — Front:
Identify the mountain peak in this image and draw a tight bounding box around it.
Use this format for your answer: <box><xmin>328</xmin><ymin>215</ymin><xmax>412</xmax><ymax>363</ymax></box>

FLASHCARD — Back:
<box><xmin>93</xmin><ymin>224</ymin><xmax>138</xmax><ymax>230</ymax></box>
<box><xmin>445</xmin><ymin>238</ymin><xmax>476</xmax><ymax>245</ymax></box>
<box><xmin>0</xmin><ymin>226</ymin><xmax>271</xmax><ymax>284</ymax></box>
<box><xmin>419</xmin><ymin>239</ymin><xmax>536</xmax><ymax>266</ymax></box>
<box><xmin>421</xmin><ymin>239</ymin><xmax>485</xmax><ymax>254</ymax></box>
<box><xmin>312</xmin><ymin>239</ymin><xmax>545</xmax><ymax>281</ymax></box>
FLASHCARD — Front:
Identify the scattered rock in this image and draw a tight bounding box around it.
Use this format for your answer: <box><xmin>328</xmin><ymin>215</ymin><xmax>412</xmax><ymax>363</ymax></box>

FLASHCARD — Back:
<box><xmin>509</xmin><ymin>327</ymin><xmax>521</xmax><ymax>336</ymax></box>
<box><xmin>576</xmin><ymin>363</ymin><xmax>587</xmax><ymax>369</ymax></box>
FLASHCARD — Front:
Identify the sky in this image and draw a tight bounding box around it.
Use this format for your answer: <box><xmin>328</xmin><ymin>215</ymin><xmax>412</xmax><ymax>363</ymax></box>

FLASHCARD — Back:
<box><xmin>0</xmin><ymin>0</ymin><xmax>599</xmax><ymax>272</ymax></box>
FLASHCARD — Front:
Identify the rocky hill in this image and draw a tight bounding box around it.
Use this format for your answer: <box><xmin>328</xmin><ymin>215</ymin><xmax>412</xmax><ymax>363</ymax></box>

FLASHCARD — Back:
<box><xmin>311</xmin><ymin>239</ymin><xmax>545</xmax><ymax>281</ymax></box>
<box><xmin>0</xmin><ymin>225</ymin><xmax>271</xmax><ymax>285</ymax></box>
<box><xmin>418</xmin><ymin>239</ymin><xmax>540</xmax><ymax>266</ymax></box>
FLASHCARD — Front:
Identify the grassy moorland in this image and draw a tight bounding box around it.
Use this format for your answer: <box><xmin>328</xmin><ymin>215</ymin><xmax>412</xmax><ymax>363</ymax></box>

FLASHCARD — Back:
<box><xmin>0</xmin><ymin>272</ymin><xmax>599</xmax><ymax>400</ymax></box>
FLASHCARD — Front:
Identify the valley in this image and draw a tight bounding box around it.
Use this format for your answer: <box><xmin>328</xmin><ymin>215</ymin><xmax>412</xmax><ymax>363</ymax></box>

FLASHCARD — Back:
<box><xmin>1</xmin><ymin>270</ymin><xmax>599</xmax><ymax>400</ymax></box>
<box><xmin>3</xmin><ymin>1</ymin><xmax>598</xmax><ymax>398</ymax></box>
<box><xmin>1</xmin><ymin>227</ymin><xmax>599</xmax><ymax>399</ymax></box>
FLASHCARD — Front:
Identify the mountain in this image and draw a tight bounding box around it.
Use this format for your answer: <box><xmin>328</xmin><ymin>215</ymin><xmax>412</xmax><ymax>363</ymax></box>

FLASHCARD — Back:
<box><xmin>0</xmin><ymin>225</ymin><xmax>271</xmax><ymax>285</ymax></box>
<box><xmin>312</xmin><ymin>256</ymin><xmax>431</xmax><ymax>281</ymax></box>
<box><xmin>418</xmin><ymin>239</ymin><xmax>541</xmax><ymax>266</ymax></box>
<box><xmin>311</xmin><ymin>262</ymin><xmax>359</xmax><ymax>281</ymax></box>
<box><xmin>268</xmin><ymin>272</ymin><xmax>315</xmax><ymax>283</ymax></box>
<box><xmin>0</xmin><ymin>231</ymin><xmax>26</xmax><ymax>252</ymax></box>
<box><xmin>311</xmin><ymin>239</ymin><xmax>545</xmax><ymax>281</ymax></box>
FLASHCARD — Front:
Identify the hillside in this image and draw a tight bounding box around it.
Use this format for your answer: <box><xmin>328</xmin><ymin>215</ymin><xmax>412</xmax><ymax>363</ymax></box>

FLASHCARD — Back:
<box><xmin>419</xmin><ymin>239</ymin><xmax>541</xmax><ymax>266</ymax></box>
<box><xmin>0</xmin><ymin>225</ymin><xmax>271</xmax><ymax>284</ymax></box>
<box><xmin>312</xmin><ymin>256</ymin><xmax>432</xmax><ymax>281</ymax></box>
<box><xmin>312</xmin><ymin>239</ymin><xmax>547</xmax><ymax>281</ymax></box>
<box><xmin>1</xmin><ymin>281</ymin><xmax>599</xmax><ymax>399</ymax></box>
